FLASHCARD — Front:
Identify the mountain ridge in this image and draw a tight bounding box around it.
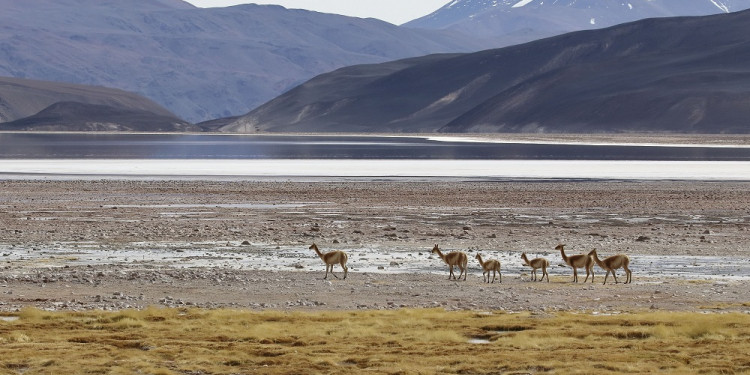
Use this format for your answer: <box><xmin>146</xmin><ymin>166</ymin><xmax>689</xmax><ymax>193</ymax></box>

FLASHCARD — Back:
<box><xmin>0</xmin><ymin>1</ymin><xmax>498</xmax><ymax>123</ymax></box>
<box><xmin>405</xmin><ymin>0</ymin><xmax>750</xmax><ymax>41</ymax></box>
<box><xmin>1</xmin><ymin>101</ymin><xmax>197</xmax><ymax>132</ymax></box>
<box><xmin>0</xmin><ymin>76</ymin><xmax>193</xmax><ymax>132</ymax></box>
<box><xmin>226</xmin><ymin>10</ymin><xmax>750</xmax><ymax>134</ymax></box>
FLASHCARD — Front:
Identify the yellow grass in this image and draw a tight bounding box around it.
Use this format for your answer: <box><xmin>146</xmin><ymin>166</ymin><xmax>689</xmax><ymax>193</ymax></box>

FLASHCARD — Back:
<box><xmin>0</xmin><ymin>307</ymin><xmax>749</xmax><ymax>374</ymax></box>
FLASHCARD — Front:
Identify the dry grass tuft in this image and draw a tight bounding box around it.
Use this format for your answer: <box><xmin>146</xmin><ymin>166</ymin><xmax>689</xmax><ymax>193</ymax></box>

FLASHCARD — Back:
<box><xmin>0</xmin><ymin>308</ymin><xmax>748</xmax><ymax>374</ymax></box>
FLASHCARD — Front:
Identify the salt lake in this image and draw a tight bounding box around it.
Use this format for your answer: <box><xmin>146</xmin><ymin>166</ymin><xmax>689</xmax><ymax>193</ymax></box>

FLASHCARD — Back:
<box><xmin>1</xmin><ymin>133</ymin><xmax>749</xmax><ymax>180</ymax></box>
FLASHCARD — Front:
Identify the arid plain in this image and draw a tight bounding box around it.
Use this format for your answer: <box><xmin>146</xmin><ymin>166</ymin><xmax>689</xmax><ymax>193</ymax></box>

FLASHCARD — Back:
<box><xmin>1</xmin><ymin>179</ymin><xmax>748</xmax><ymax>313</ymax></box>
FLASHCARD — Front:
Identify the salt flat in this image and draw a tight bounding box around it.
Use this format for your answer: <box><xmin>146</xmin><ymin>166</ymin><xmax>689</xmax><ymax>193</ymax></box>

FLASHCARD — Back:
<box><xmin>2</xmin><ymin>159</ymin><xmax>750</xmax><ymax>180</ymax></box>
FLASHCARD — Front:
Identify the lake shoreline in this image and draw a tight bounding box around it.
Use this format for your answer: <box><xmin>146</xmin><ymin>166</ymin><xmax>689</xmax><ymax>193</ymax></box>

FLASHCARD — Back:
<box><xmin>2</xmin><ymin>130</ymin><xmax>749</xmax><ymax>146</ymax></box>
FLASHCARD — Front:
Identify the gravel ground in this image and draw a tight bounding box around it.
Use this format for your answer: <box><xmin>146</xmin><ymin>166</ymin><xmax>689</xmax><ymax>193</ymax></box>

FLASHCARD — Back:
<box><xmin>0</xmin><ymin>179</ymin><xmax>749</xmax><ymax>313</ymax></box>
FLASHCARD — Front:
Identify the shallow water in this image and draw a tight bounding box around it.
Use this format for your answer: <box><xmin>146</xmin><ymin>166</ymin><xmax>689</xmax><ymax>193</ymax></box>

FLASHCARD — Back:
<box><xmin>4</xmin><ymin>243</ymin><xmax>749</xmax><ymax>281</ymax></box>
<box><xmin>2</xmin><ymin>133</ymin><xmax>750</xmax><ymax>160</ymax></box>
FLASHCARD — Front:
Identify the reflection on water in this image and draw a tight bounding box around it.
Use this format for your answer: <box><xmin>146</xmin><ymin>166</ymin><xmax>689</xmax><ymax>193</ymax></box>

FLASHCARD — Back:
<box><xmin>2</xmin><ymin>133</ymin><xmax>750</xmax><ymax>160</ymax></box>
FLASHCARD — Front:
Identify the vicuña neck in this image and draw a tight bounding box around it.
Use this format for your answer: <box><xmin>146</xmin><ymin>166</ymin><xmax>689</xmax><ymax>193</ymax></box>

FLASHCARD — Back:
<box><xmin>435</xmin><ymin>249</ymin><xmax>445</xmax><ymax>260</ymax></box>
<box><xmin>559</xmin><ymin>248</ymin><xmax>569</xmax><ymax>262</ymax></box>
<box><xmin>591</xmin><ymin>251</ymin><xmax>604</xmax><ymax>267</ymax></box>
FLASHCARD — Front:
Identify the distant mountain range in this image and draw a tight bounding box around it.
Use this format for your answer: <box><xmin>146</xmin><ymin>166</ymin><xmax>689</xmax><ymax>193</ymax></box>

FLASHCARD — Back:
<box><xmin>0</xmin><ymin>76</ymin><xmax>195</xmax><ymax>132</ymax></box>
<box><xmin>4</xmin><ymin>0</ymin><xmax>750</xmax><ymax>133</ymax></box>
<box><xmin>225</xmin><ymin>10</ymin><xmax>750</xmax><ymax>134</ymax></box>
<box><xmin>405</xmin><ymin>0</ymin><xmax>750</xmax><ymax>43</ymax></box>
<box><xmin>0</xmin><ymin>0</ymin><xmax>497</xmax><ymax>123</ymax></box>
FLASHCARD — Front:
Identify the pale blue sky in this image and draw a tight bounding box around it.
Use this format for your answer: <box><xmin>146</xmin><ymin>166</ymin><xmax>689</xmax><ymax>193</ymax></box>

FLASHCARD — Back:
<box><xmin>185</xmin><ymin>0</ymin><xmax>448</xmax><ymax>25</ymax></box>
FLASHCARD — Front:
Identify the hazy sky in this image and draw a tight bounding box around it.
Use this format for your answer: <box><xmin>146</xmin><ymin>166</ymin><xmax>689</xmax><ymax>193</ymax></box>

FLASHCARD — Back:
<box><xmin>185</xmin><ymin>0</ymin><xmax>449</xmax><ymax>25</ymax></box>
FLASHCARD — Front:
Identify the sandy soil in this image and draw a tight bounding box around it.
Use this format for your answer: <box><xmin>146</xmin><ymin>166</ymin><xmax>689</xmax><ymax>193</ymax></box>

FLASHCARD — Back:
<box><xmin>0</xmin><ymin>179</ymin><xmax>749</xmax><ymax>313</ymax></box>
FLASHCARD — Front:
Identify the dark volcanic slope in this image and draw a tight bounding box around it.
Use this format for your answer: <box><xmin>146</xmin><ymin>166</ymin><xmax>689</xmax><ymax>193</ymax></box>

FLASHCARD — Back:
<box><xmin>1</xmin><ymin>101</ymin><xmax>197</xmax><ymax>132</ymax></box>
<box><xmin>0</xmin><ymin>76</ymin><xmax>195</xmax><ymax>132</ymax></box>
<box><xmin>0</xmin><ymin>0</ymin><xmax>498</xmax><ymax>123</ymax></box>
<box><xmin>227</xmin><ymin>10</ymin><xmax>750</xmax><ymax>134</ymax></box>
<box><xmin>0</xmin><ymin>76</ymin><xmax>178</xmax><ymax>121</ymax></box>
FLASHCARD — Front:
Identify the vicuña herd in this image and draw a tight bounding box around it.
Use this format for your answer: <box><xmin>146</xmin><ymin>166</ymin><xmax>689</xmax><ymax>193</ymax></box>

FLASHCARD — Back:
<box><xmin>309</xmin><ymin>243</ymin><xmax>632</xmax><ymax>285</ymax></box>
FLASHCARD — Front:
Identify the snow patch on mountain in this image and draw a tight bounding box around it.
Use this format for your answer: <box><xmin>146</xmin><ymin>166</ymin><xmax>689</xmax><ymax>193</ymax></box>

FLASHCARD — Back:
<box><xmin>405</xmin><ymin>0</ymin><xmax>750</xmax><ymax>39</ymax></box>
<box><xmin>710</xmin><ymin>0</ymin><xmax>730</xmax><ymax>12</ymax></box>
<box><xmin>512</xmin><ymin>0</ymin><xmax>534</xmax><ymax>7</ymax></box>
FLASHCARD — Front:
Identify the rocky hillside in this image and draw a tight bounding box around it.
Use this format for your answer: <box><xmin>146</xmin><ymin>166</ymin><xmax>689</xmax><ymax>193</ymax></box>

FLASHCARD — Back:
<box><xmin>225</xmin><ymin>10</ymin><xmax>750</xmax><ymax>134</ymax></box>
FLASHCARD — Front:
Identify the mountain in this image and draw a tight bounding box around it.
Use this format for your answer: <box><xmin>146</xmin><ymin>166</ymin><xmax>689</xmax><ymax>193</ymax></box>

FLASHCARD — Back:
<box><xmin>1</xmin><ymin>102</ymin><xmax>197</xmax><ymax>132</ymax></box>
<box><xmin>405</xmin><ymin>0</ymin><xmax>750</xmax><ymax>42</ymax></box>
<box><xmin>223</xmin><ymin>10</ymin><xmax>750</xmax><ymax>134</ymax></box>
<box><xmin>0</xmin><ymin>0</ymin><xmax>499</xmax><ymax>123</ymax></box>
<box><xmin>0</xmin><ymin>76</ymin><xmax>195</xmax><ymax>132</ymax></box>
